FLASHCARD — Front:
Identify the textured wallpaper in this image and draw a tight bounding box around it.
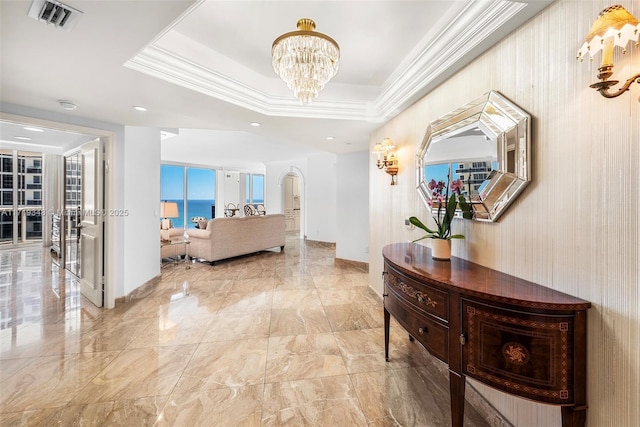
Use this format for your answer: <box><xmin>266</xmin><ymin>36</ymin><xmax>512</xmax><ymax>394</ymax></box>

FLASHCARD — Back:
<box><xmin>369</xmin><ymin>0</ymin><xmax>640</xmax><ymax>425</ymax></box>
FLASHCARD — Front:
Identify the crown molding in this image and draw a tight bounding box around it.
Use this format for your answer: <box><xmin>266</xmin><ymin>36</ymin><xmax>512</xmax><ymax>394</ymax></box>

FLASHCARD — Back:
<box><xmin>125</xmin><ymin>45</ymin><xmax>373</xmax><ymax>121</ymax></box>
<box><xmin>373</xmin><ymin>0</ymin><xmax>528</xmax><ymax>121</ymax></box>
<box><xmin>125</xmin><ymin>0</ymin><xmax>551</xmax><ymax>124</ymax></box>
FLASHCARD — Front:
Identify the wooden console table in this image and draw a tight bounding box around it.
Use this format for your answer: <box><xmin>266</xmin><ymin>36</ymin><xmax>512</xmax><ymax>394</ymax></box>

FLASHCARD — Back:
<box><xmin>382</xmin><ymin>242</ymin><xmax>590</xmax><ymax>427</ymax></box>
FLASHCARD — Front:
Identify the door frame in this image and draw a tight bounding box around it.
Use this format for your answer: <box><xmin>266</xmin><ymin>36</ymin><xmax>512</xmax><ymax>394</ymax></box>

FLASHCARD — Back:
<box><xmin>0</xmin><ymin>112</ymin><xmax>117</xmax><ymax>308</ymax></box>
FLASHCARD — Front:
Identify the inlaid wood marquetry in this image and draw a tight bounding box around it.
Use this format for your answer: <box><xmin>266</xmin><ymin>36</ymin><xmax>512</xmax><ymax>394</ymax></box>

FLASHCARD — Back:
<box><xmin>464</xmin><ymin>301</ymin><xmax>571</xmax><ymax>403</ymax></box>
<box><xmin>382</xmin><ymin>242</ymin><xmax>590</xmax><ymax>427</ymax></box>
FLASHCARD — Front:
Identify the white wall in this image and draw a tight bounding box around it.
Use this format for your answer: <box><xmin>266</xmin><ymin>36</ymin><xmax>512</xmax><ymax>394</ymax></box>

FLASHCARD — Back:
<box><xmin>223</xmin><ymin>170</ymin><xmax>240</xmax><ymax>207</ymax></box>
<box><xmin>122</xmin><ymin>126</ymin><xmax>161</xmax><ymax>296</ymax></box>
<box><xmin>368</xmin><ymin>1</ymin><xmax>640</xmax><ymax>426</ymax></box>
<box><xmin>306</xmin><ymin>153</ymin><xmax>337</xmax><ymax>242</ymax></box>
<box><xmin>336</xmin><ymin>151</ymin><xmax>369</xmax><ymax>262</ymax></box>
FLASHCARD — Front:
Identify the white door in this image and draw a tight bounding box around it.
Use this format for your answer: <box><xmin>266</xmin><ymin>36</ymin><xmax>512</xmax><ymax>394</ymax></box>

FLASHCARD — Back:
<box><xmin>79</xmin><ymin>138</ymin><xmax>104</xmax><ymax>307</ymax></box>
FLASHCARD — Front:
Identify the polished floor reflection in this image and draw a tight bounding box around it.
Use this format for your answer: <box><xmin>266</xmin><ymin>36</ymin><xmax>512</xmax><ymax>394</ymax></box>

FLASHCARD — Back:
<box><xmin>0</xmin><ymin>238</ymin><xmax>491</xmax><ymax>426</ymax></box>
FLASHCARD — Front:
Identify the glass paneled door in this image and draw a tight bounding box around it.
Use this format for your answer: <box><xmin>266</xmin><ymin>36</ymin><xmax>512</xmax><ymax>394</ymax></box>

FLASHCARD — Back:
<box><xmin>62</xmin><ymin>139</ymin><xmax>104</xmax><ymax>308</ymax></box>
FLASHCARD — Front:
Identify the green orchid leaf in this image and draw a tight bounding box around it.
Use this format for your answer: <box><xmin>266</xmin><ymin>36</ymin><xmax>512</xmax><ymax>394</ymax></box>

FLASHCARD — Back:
<box><xmin>446</xmin><ymin>194</ymin><xmax>457</xmax><ymax>221</ymax></box>
<box><xmin>449</xmin><ymin>234</ymin><xmax>465</xmax><ymax>239</ymax></box>
<box><xmin>411</xmin><ymin>234</ymin><xmax>434</xmax><ymax>242</ymax></box>
<box><xmin>458</xmin><ymin>195</ymin><xmax>474</xmax><ymax>220</ymax></box>
<box><xmin>409</xmin><ymin>216</ymin><xmax>437</xmax><ymax>234</ymax></box>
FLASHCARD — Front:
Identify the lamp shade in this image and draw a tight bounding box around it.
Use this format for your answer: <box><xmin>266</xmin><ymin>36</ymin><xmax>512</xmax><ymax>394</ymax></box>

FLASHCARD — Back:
<box><xmin>577</xmin><ymin>4</ymin><xmax>640</xmax><ymax>59</ymax></box>
<box><xmin>381</xmin><ymin>138</ymin><xmax>395</xmax><ymax>152</ymax></box>
<box><xmin>160</xmin><ymin>201</ymin><xmax>179</xmax><ymax>218</ymax></box>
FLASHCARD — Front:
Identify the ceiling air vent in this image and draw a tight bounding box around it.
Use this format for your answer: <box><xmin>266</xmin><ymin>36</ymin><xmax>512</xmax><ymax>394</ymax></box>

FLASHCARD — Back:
<box><xmin>28</xmin><ymin>0</ymin><xmax>83</xmax><ymax>31</ymax></box>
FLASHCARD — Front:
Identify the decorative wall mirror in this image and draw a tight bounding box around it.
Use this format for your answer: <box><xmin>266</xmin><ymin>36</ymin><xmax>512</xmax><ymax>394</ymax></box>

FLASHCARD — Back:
<box><xmin>417</xmin><ymin>90</ymin><xmax>531</xmax><ymax>222</ymax></box>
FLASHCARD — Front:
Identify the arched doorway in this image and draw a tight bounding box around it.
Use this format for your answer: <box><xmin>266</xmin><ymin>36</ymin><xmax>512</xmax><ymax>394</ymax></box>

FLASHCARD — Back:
<box><xmin>279</xmin><ymin>168</ymin><xmax>305</xmax><ymax>238</ymax></box>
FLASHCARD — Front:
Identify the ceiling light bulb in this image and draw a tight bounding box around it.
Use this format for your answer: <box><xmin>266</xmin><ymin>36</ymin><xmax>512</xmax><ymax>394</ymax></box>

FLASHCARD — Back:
<box><xmin>57</xmin><ymin>100</ymin><xmax>78</xmax><ymax>110</ymax></box>
<box><xmin>14</xmin><ymin>136</ymin><xmax>32</xmax><ymax>141</ymax></box>
<box><xmin>326</xmin><ymin>136</ymin><xmax>334</xmax><ymax>140</ymax></box>
<box><xmin>133</xmin><ymin>106</ymin><xmax>148</xmax><ymax>112</ymax></box>
<box><xmin>23</xmin><ymin>126</ymin><xmax>44</xmax><ymax>132</ymax></box>
<box><xmin>250</xmin><ymin>122</ymin><xmax>261</xmax><ymax>127</ymax></box>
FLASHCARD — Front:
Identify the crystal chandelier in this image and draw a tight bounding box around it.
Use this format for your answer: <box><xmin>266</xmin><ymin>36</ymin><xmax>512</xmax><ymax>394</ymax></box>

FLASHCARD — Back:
<box><xmin>272</xmin><ymin>18</ymin><xmax>340</xmax><ymax>104</ymax></box>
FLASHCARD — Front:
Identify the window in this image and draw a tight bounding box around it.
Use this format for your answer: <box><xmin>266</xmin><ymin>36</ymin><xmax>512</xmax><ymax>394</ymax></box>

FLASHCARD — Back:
<box><xmin>161</xmin><ymin>164</ymin><xmax>216</xmax><ymax>229</ymax></box>
<box><xmin>186</xmin><ymin>168</ymin><xmax>215</xmax><ymax>228</ymax></box>
<box><xmin>0</xmin><ymin>151</ymin><xmax>43</xmax><ymax>243</ymax></box>
<box><xmin>252</xmin><ymin>174</ymin><xmax>264</xmax><ymax>204</ymax></box>
<box><xmin>160</xmin><ymin>165</ymin><xmax>185</xmax><ymax>228</ymax></box>
<box><xmin>245</xmin><ymin>173</ymin><xmax>265</xmax><ymax>205</ymax></box>
<box><xmin>1</xmin><ymin>156</ymin><xmax>11</xmax><ymax>172</ymax></box>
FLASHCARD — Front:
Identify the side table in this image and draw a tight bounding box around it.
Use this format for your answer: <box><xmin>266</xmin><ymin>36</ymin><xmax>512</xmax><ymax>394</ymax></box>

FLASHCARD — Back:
<box><xmin>161</xmin><ymin>238</ymin><xmax>191</xmax><ymax>269</ymax></box>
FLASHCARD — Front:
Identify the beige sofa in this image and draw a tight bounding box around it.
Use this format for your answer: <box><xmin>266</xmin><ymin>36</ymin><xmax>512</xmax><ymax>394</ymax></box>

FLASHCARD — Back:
<box><xmin>187</xmin><ymin>214</ymin><xmax>286</xmax><ymax>263</ymax></box>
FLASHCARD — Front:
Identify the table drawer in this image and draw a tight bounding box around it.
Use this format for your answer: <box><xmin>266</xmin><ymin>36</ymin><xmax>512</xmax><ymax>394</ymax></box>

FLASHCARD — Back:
<box><xmin>462</xmin><ymin>299</ymin><xmax>576</xmax><ymax>405</ymax></box>
<box><xmin>384</xmin><ymin>266</ymin><xmax>449</xmax><ymax>321</ymax></box>
<box><xmin>385</xmin><ymin>286</ymin><xmax>449</xmax><ymax>363</ymax></box>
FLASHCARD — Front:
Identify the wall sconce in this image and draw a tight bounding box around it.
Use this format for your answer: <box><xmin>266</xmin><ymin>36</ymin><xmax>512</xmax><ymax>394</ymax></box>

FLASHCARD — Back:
<box><xmin>577</xmin><ymin>4</ymin><xmax>640</xmax><ymax>98</ymax></box>
<box><xmin>373</xmin><ymin>137</ymin><xmax>399</xmax><ymax>185</ymax></box>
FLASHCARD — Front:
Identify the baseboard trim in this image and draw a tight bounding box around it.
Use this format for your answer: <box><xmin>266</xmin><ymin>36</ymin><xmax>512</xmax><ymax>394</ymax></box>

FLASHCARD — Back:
<box><xmin>335</xmin><ymin>257</ymin><xmax>369</xmax><ymax>272</ymax></box>
<box><xmin>114</xmin><ymin>273</ymin><xmax>162</xmax><ymax>307</ymax></box>
<box><xmin>304</xmin><ymin>239</ymin><xmax>336</xmax><ymax>249</ymax></box>
<box><xmin>465</xmin><ymin>380</ymin><xmax>514</xmax><ymax>427</ymax></box>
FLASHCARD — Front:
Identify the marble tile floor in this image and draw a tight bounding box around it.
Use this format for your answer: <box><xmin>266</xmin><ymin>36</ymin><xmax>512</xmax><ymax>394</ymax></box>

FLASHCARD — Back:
<box><xmin>0</xmin><ymin>238</ymin><xmax>491</xmax><ymax>426</ymax></box>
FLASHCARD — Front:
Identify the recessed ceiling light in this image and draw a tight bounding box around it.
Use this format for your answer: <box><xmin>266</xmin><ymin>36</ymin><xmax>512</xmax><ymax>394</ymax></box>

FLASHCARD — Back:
<box><xmin>133</xmin><ymin>106</ymin><xmax>148</xmax><ymax>112</ymax></box>
<box><xmin>14</xmin><ymin>136</ymin><xmax>32</xmax><ymax>141</ymax></box>
<box><xmin>250</xmin><ymin>122</ymin><xmax>261</xmax><ymax>127</ymax></box>
<box><xmin>57</xmin><ymin>100</ymin><xmax>78</xmax><ymax>110</ymax></box>
<box><xmin>326</xmin><ymin>136</ymin><xmax>334</xmax><ymax>140</ymax></box>
<box><xmin>23</xmin><ymin>126</ymin><xmax>44</xmax><ymax>132</ymax></box>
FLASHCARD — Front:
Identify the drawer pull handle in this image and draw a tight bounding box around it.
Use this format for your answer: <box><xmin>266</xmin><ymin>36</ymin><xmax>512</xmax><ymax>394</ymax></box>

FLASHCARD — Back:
<box><xmin>459</xmin><ymin>334</ymin><xmax>466</xmax><ymax>345</ymax></box>
<box><xmin>419</xmin><ymin>327</ymin><xmax>428</xmax><ymax>335</ymax></box>
<box><xmin>417</xmin><ymin>296</ymin><xmax>424</xmax><ymax>303</ymax></box>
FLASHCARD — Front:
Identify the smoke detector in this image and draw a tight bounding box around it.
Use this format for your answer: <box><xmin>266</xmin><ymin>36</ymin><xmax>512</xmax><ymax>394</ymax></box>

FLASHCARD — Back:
<box><xmin>28</xmin><ymin>0</ymin><xmax>83</xmax><ymax>31</ymax></box>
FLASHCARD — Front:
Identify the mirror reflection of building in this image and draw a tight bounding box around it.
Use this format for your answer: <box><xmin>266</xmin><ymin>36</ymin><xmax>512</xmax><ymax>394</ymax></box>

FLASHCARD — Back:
<box><xmin>417</xmin><ymin>91</ymin><xmax>530</xmax><ymax>222</ymax></box>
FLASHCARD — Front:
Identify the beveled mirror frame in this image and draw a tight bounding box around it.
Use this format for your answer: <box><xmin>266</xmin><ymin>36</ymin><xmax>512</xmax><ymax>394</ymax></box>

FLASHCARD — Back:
<box><xmin>417</xmin><ymin>90</ymin><xmax>531</xmax><ymax>222</ymax></box>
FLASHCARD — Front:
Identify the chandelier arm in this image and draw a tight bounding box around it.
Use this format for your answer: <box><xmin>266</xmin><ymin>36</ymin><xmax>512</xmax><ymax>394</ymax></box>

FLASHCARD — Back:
<box><xmin>590</xmin><ymin>73</ymin><xmax>640</xmax><ymax>98</ymax></box>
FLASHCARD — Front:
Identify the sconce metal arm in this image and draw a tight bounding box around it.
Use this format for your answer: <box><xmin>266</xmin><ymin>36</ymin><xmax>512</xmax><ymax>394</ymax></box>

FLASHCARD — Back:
<box><xmin>590</xmin><ymin>73</ymin><xmax>640</xmax><ymax>98</ymax></box>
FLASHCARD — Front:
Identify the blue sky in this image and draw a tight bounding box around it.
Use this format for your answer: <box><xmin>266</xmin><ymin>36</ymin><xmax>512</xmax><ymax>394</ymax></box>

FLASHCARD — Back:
<box><xmin>161</xmin><ymin>165</ymin><xmax>215</xmax><ymax>200</ymax></box>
